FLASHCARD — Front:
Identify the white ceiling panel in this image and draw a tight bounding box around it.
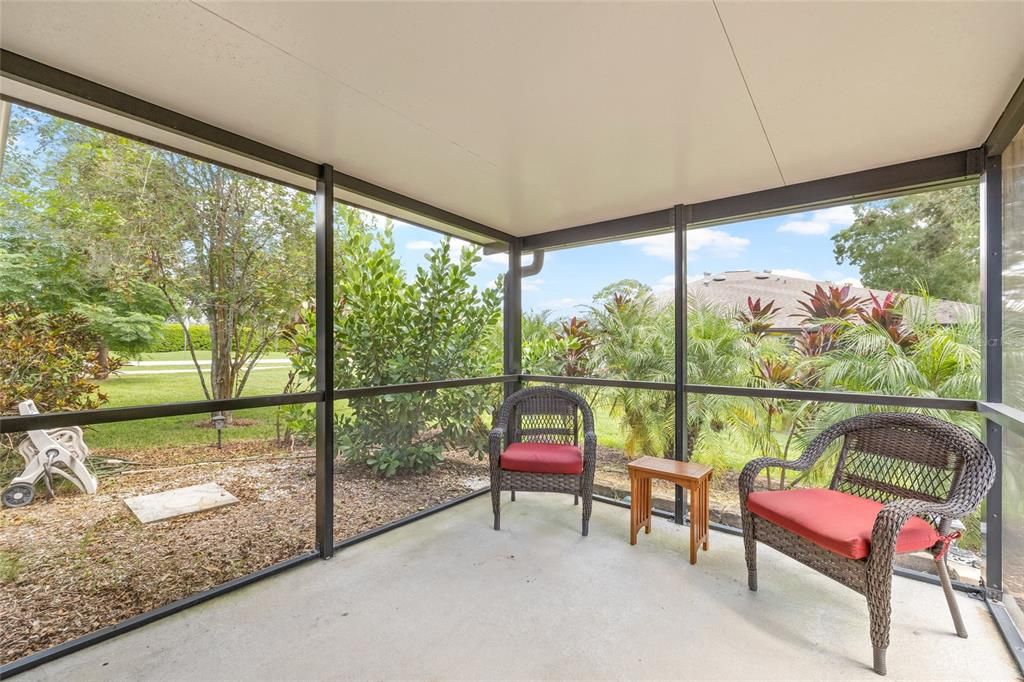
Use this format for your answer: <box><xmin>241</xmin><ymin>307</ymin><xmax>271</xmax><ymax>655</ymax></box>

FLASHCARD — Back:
<box><xmin>716</xmin><ymin>1</ymin><xmax>1024</xmax><ymax>185</ymax></box>
<box><xmin>2</xmin><ymin>1</ymin><xmax>1022</xmax><ymax>238</ymax></box>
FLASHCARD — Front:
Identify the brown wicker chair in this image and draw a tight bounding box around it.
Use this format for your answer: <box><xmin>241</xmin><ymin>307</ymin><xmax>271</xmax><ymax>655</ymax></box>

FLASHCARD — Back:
<box><xmin>489</xmin><ymin>386</ymin><xmax>596</xmax><ymax>535</ymax></box>
<box><xmin>739</xmin><ymin>412</ymin><xmax>995</xmax><ymax>676</ymax></box>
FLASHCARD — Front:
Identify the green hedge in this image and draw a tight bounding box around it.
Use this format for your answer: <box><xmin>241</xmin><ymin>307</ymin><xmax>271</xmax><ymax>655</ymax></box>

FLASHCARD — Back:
<box><xmin>151</xmin><ymin>323</ymin><xmax>211</xmax><ymax>352</ymax></box>
<box><xmin>150</xmin><ymin>323</ymin><xmax>290</xmax><ymax>353</ymax></box>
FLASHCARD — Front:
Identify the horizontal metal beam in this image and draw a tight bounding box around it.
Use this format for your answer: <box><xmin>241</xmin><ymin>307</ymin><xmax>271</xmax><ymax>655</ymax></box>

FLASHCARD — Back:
<box><xmin>0</xmin><ymin>377</ymin><xmax>519</xmax><ymax>434</ymax></box>
<box><xmin>987</xmin><ymin>595</ymin><xmax>1024</xmax><ymax>675</ymax></box>
<box><xmin>0</xmin><ymin>392</ymin><xmax>321</xmax><ymax>433</ymax></box>
<box><xmin>334</xmin><ymin>375</ymin><xmax>516</xmax><ymax>400</ymax></box>
<box><xmin>520</xmin><ymin>375</ymin><xmax>978</xmax><ymax>411</ymax></box>
<box><xmin>334</xmin><ymin>488</ymin><xmax>489</xmax><ymax>551</ymax></box>
<box><xmin>0</xmin><ymin>49</ymin><xmax>319</xmax><ymax>178</ymax></box>
<box><xmin>685</xmin><ymin>384</ymin><xmax>979</xmax><ymax>411</ymax></box>
<box><xmin>521</xmin><ymin>209</ymin><xmax>672</xmax><ymax>251</ymax></box>
<box><xmin>986</xmin><ymin>76</ymin><xmax>1024</xmax><ymax>157</ymax></box>
<box><xmin>0</xmin><ymin>49</ymin><xmax>513</xmax><ymax>245</ymax></box>
<box><xmin>332</xmin><ymin>174</ymin><xmax>512</xmax><ymax>244</ymax></box>
<box><xmin>521</xmin><ymin>150</ymin><xmax>982</xmax><ymax>249</ymax></box>
<box><xmin>520</xmin><ymin>374</ymin><xmax>674</xmax><ymax>391</ymax></box>
<box><xmin>978</xmin><ymin>402</ymin><xmax>1024</xmax><ymax>437</ymax></box>
<box><xmin>0</xmin><ymin>551</ymin><xmax>320</xmax><ymax>679</ymax></box>
<box><xmin>688</xmin><ymin>149</ymin><xmax>983</xmax><ymax>227</ymax></box>
<box><xmin>1</xmin><ymin>94</ymin><xmax>314</xmax><ymax>195</ymax></box>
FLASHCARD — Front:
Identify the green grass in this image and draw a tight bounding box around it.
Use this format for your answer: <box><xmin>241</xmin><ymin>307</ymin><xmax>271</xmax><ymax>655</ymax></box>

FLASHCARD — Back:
<box><xmin>90</xmin><ymin>366</ymin><xmax>297</xmax><ymax>450</ymax></box>
<box><xmin>126</xmin><ymin>351</ymin><xmax>289</xmax><ymax>362</ymax></box>
<box><xmin>0</xmin><ymin>551</ymin><xmax>21</xmax><ymax>584</ymax></box>
<box><xmin>85</xmin><ymin>359</ymin><xmax>632</xmax><ymax>454</ymax></box>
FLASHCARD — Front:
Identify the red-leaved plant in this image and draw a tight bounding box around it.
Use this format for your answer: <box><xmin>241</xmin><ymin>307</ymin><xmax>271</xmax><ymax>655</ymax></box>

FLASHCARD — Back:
<box><xmin>797</xmin><ymin>284</ymin><xmax>864</xmax><ymax>323</ymax></box>
<box><xmin>860</xmin><ymin>291</ymin><xmax>918</xmax><ymax>348</ymax></box>
<box><xmin>736</xmin><ymin>297</ymin><xmax>780</xmax><ymax>339</ymax></box>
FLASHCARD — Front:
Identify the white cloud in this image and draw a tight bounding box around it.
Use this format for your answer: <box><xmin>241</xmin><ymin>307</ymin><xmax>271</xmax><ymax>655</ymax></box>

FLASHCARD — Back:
<box><xmin>652</xmin><ymin>275</ymin><xmax>675</xmax><ymax>293</ymax></box>
<box><xmin>541</xmin><ymin>297</ymin><xmax>582</xmax><ymax>310</ymax></box>
<box><xmin>770</xmin><ymin>268</ymin><xmax>815</xmax><ymax>281</ymax></box>
<box><xmin>777</xmin><ymin>219</ymin><xmax>831</xmax><ymax>235</ymax></box>
<box><xmin>406</xmin><ymin>240</ymin><xmax>436</xmax><ymax>250</ymax></box>
<box><xmin>778</xmin><ymin>205</ymin><xmax>856</xmax><ymax>235</ymax></box>
<box><xmin>521</xmin><ymin>278</ymin><xmax>545</xmax><ymax>293</ymax></box>
<box><xmin>629</xmin><ymin>229</ymin><xmax>749</xmax><ymax>260</ymax></box>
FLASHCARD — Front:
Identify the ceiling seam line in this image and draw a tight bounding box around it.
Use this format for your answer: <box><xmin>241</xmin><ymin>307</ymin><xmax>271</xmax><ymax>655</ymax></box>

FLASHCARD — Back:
<box><xmin>712</xmin><ymin>0</ymin><xmax>786</xmax><ymax>186</ymax></box>
<box><xmin>187</xmin><ymin>0</ymin><xmax>502</xmax><ymax>172</ymax></box>
<box><xmin>189</xmin><ymin>0</ymin><xmax>569</xmax><ymax>229</ymax></box>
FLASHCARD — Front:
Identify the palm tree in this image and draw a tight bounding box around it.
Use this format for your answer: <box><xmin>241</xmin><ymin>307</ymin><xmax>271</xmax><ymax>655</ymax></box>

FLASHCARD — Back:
<box><xmin>587</xmin><ymin>289</ymin><xmax>675</xmax><ymax>457</ymax></box>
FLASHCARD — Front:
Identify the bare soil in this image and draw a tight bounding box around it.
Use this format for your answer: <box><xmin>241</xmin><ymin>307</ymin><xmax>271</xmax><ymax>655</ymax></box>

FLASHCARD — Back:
<box><xmin>0</xmin><ymin>441</ymin><xmax>489</xmax><ymax>665</ymax></box>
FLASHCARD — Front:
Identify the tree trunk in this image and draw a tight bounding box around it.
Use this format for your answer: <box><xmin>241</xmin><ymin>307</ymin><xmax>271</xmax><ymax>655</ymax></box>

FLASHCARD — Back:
<box><xmin>209</xmin><ymin>306</ymin><xmax>235</xmax><ymax>421</ymax></box>
<box><xmin>95</xmin><ymin>342</ymin><xmax>111</xmax><ymax>380</ymax></box>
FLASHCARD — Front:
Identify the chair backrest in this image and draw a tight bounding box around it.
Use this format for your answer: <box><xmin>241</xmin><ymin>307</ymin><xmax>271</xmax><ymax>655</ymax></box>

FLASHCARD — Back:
<box><xmin>822</xmin><ymin>413</ymin><xmax>993</xmax><ymax>522</ymax></box>
<box><xmin>505</xmin><ymin>387</ymin><xmax>584</xmax><ymax>446</ymax></box>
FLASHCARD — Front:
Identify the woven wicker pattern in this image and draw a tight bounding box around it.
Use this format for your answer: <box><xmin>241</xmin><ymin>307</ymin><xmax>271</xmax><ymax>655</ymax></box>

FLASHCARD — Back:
<box><xmin>489</xmin><ymin>387</ymin><xmax>596</xmax><ymax>536</ymax></box>
<box><xmin>739</xmin><ymin>413</ymin><xmax>994</xmax><ymax>676</ymax></box>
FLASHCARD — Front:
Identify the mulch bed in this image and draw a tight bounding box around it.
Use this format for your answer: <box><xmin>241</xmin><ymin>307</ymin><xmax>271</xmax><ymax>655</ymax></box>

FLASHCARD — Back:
<box><xmin>0</xmin><ymin>441</ymin><xmax>489</xmax><ymax>665</ymax></box>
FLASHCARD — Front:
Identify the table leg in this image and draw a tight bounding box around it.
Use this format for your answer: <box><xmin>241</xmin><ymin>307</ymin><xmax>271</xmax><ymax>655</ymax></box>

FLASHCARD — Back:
<box><xmin>688</xmin><ymin>483</ymin><xmax>698</xmax><ymax>565</ymax></box>
<box><xmin>701</xmin><ymin>476</ymin><xmax>710</xmax><ymax>551</ymax></box>
<box><xmin>629</xmin><ymin>472</ymin><xmax>639</xmax><ymax>545</ymax></box>
<box><xmin>643</xmin><ymin>476</ymin><xmax>652</xmax><ymax>534</ymax></box>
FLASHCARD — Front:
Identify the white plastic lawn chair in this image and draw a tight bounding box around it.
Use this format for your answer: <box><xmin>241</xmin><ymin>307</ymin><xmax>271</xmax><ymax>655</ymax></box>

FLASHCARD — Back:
<box><xmin>1</xmin><ymin>400</ymin><xmax>98</xmax><ymax>508</ymax></box>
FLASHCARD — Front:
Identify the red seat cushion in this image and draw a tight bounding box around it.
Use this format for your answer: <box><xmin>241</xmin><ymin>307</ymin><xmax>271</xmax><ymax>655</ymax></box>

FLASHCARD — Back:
<box><xmin>500</xmin><ymin>442</ymin><xmax>583</xmax><ymax>475</ymax></box>
<box><xmin>746</xmin><ymin>488</ymin><xmax>940</xmax><ymax>560</ymax></box>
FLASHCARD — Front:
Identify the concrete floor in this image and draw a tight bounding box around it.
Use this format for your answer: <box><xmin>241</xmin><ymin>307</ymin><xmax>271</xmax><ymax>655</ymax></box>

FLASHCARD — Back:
<box><xmin>22</xmin><ymin>494</ymin><xmax>1019</xmax><ymax>681</ymax></box>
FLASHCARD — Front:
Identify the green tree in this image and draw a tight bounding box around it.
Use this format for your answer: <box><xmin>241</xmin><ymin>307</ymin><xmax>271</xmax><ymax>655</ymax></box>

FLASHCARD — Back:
<box><xmin>3</xmin><ymin>107</ymin><xmax>315</xmax><ymax>399</ymax></box>
<box><xmin>0</xmin><ymin>106</ymin><xmax>168</xmax><ymax>375</ymax></box>
<box><xmin>287</xmin><ymin>220</ymin><xmax>503</xmax><ymax>475</ymax></box>
<box><xmin>832</xmin><ymin>186</ymin><xmax>980</xmax><ymax>303</ymax></box>
<box><xmin>587</xmin><ymin>285</ymin><xmax>674</xmax><ymax>457</ymax></box>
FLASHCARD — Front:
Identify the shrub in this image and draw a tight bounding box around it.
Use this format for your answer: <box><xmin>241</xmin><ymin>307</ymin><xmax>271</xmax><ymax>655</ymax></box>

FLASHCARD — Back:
<box><xmin>151</xmin><ymin>323</ymin><xmax>212</xmax><ymax>352</ymax></box>
<box><xmin>287</xmin><ymin>231</ymin><xmax>502</xmax><ymax>475</ymax></box>
<box><xmin>0</xmin><ymin>303</ymin><xmax>118</xmax><ymax>414</ymax></box>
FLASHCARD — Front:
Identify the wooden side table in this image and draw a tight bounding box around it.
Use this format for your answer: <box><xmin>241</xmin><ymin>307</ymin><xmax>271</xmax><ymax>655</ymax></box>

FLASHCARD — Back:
<box><xmin>627</xmin><ymin>456</ymin><xmax>714</xmax><ymax>565</ymax></box>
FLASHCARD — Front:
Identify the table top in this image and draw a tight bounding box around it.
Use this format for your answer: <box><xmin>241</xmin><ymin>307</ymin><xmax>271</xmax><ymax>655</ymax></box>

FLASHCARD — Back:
<box><xmin>627</xmin><ymin>456</ymin><xmax>713</xmax><ymax>480</ymax></box>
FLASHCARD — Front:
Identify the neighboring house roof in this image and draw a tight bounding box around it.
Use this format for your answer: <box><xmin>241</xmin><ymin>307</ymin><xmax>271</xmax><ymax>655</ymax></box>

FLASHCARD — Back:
<box><xmin>671</xmin><ymin>270</ymin><xmax>974</xmax><ymax>326</ymax></box>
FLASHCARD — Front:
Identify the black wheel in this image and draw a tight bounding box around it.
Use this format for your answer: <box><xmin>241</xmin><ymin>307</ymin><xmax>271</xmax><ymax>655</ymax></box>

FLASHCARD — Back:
<box><xmin>2</xmin><ymin>482</ymin><xmax>35</xmax><ymax>508</ymax></box>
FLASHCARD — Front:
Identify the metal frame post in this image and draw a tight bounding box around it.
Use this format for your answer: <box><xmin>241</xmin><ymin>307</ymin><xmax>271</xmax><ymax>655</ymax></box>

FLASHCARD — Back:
<box><xmin>315</xmin><ymin>163</ymin><xmax>335</xmax><ymax>559</ymax></box>
<box><xmin>504</xmin><ymin>238</ymin><xmax>523</xmax><ymax>400</ymax></box>
<box><xmin>674</xmin><ymin>205</ymin><xmax>688</xmax><ymax>524</ymax></box>
<box><xmin>981</xmin><ymin>154</ymin><xmax>1003</xmax><ymax>595</ymax></box>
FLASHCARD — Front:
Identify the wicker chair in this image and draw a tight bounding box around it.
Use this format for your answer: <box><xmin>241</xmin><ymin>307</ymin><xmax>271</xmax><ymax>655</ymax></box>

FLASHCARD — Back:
<box><xmin>739</xmin><ymin>413</ymin><xmax>995</xmax><ymax>675</ymax></box>
<box><xmin>489</xmin><ymin>386</ymin><xmax>597</xmax><ymax>535</ymax></box>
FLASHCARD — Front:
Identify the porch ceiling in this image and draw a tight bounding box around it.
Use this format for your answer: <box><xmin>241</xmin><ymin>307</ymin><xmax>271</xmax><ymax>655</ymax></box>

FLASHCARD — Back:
<box><xmin>2</xmin><ymin>2</ymin><xmax>1023</xmax><ymax>237</ymax></box>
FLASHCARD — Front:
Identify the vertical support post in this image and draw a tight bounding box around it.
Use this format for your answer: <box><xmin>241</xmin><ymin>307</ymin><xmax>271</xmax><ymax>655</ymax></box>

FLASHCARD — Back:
<box><xmin>981</xmin><ymin>155</ymin><xmax>1003</xmax><ymax>595</ymax></box>
<box><xmin>674</xmin><ymin>205</ymin><xmax>689</xmax><ymax>525</ymax></box>
<box><xmin>504</xmin><ymin>238</ymin><xmax>523</xmax><ymax>400</ymax></box>
<box><xmin>315</xmin><ymin>164</ymin><xmax>335</xmax><ymax>559</ymax></box>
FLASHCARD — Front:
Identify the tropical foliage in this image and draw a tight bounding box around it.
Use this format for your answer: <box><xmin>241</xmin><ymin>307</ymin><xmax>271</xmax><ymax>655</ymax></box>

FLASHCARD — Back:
<box><xmin>285</xmin><ymin>227</ymin><xmax>504</xmax><ymax>475</ymax></box>
<box><xmin>529</xmin><ymin>280</ymin><xmax>981</xmax><ymax>490</ymax></box>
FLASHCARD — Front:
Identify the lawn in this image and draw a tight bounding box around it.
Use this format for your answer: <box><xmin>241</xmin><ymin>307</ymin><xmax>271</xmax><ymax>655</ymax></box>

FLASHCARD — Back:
<box><xmin>89</xmin><ymin>353</ymin><xmax>631</xmax><ymax>453</ymax></box>
<box><xmin>91</xmin><ymin>354</ymin><xmax>295</xmax><ymax>450</ymax></box>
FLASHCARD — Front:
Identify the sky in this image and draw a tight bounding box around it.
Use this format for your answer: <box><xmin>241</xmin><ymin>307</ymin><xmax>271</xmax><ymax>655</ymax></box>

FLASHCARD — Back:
<box><xmin>389</xmin><ymin>205</ymin><xmax>864</xmax><ymax>318</ymax></box>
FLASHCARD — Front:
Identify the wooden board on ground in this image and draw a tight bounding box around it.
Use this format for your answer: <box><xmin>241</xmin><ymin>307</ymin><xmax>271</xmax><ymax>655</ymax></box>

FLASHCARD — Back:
<box><xmin>124</xmin><ymin>482</ymin><xmax>239</xmax><ymax>523</ymax></box>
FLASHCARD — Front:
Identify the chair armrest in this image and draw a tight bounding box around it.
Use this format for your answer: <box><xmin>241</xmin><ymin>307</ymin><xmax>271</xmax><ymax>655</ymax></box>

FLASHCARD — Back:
<box><xmin>488</xmin><ymin>427</ymin><xmax>505</xmax><ymax>462</ymax></box>
<box><xmin>739</xmin><ymin>453</ymin><xmax>819</xmax><ymax>502</ymax></box>
<box><xmin>867</xmin><ymin>496</ymin><xmax>972</xmax><ymax>569</ymax></box>
<box><xmin>583</xmin><ymin>430</ymin><xmax>597</xmax><ymax>459</ymax></box>
<box><xmin>864</xmin><ymin>498</ymin><xmax>953</xmax><ymax>578</ymax></box>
